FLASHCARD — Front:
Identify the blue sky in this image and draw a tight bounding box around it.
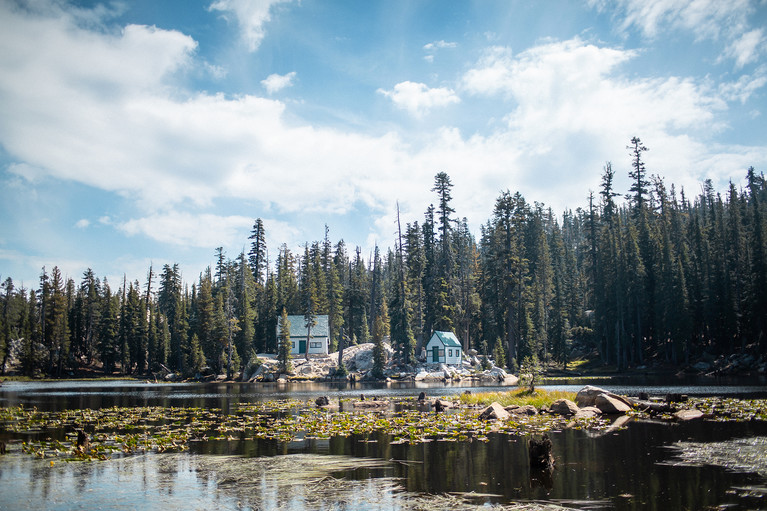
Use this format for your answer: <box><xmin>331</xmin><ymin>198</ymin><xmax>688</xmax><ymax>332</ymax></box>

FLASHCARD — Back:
<box><xmin>1</xmin><ymin>0</ymin><xmax>766</xmax><ymax>288</ymax></box>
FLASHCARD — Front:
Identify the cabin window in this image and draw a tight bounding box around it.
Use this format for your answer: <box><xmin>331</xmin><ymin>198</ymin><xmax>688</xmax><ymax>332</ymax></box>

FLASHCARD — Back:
<box><xmin>439</xmin><ymin>349</ymin><xmax>445</xmax><ymax>357</ymax></box>
<box><xmin>448</xmin><ymin>349</ymin><xmax>452</xmax><ymax>357</ymax></box>
<box><xmin>310</xmin><ymin>342</ymin><xmax>322</xmax><ymax>348</ymax></box>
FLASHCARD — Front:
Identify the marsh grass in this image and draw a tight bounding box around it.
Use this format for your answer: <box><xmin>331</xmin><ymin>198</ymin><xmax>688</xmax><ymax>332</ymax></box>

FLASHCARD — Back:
<box><xmin>458</xmin><ymin>388</ymin><xmax>577</xmax><ymax>409</ymax></box>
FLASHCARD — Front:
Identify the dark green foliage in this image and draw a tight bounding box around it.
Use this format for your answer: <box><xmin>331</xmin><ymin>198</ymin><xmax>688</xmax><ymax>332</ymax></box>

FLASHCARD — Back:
<box><xmin>277</xmin><ymin>308</ymin><xmax>292</xmax><ymax>373</ymax></box>
<box><xmin>4</xmin><ymin>144</ymin><xmax>766</xmax><ymax>379</ymax></box>
<box><xmin>371</xmin><ymin>314</ymin><xmax>386</xmax><ymax>379</ymax></box>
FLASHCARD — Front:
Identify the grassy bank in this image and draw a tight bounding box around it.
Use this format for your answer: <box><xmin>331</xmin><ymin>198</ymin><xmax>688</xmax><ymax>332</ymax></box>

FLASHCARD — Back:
<box><xmin>458</xmin><ymin>388</ymin><xmax>577</xmax><ymax>409</ymax></box>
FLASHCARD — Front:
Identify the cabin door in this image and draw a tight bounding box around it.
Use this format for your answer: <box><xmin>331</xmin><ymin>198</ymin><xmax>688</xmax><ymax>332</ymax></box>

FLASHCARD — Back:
<box><xmin>432</xmin><ymin>346</ymin><xmax>440</xmax><ymax>363</ymax></box>
<box><xmin>299</xmin><ymin>340</ymin><xmax>307</xmax><ymax>354</ymax></box>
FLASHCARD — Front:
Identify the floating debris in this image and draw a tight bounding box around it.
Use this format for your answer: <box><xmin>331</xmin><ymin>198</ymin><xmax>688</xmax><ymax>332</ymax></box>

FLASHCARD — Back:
<box><xmin>664</xmin><ymin>436</ymin><xmax>767</xmax><ymax>478</ymax></box>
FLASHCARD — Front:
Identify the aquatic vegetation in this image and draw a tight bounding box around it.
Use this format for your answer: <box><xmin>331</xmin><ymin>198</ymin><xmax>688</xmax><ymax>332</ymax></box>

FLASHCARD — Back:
<box><xmin>2</xmin><ymin>395</ymin><xmax>766</xmax><ymax>462</ymax></box>
<box><xmin>687</xmin><ymin>397</ymin><xmax>767</xmax><ymax>422</ymax></box>
<box><xmin>664</xmin><ymin>436</ymin><xmax>767</xmax><ymax>478</ymax></box>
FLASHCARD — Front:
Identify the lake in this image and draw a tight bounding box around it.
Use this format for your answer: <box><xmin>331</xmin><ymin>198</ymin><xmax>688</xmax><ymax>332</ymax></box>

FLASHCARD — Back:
<box><xmin>2</xmin><ymin>377</ymin><xmax>766</xmax><ymax>510</ymax></box>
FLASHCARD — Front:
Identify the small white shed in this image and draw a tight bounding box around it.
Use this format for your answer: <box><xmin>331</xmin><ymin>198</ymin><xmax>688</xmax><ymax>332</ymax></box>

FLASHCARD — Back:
<box><xmin>276</xmin><ymin>315</ymin><xmax>330</xmax><ymax>356</ymax></box>
<box><xmin>425</xmin><ymin>331</ymin><xmax>462</xmax><ymax>365</ymax></box>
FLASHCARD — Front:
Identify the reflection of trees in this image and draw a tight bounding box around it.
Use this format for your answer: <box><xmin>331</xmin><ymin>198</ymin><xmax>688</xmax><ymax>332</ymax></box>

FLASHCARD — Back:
<box><xmin>8</xmin><ymin>417</ymin><xmax>767</xmax><ymax>509</ymax></box>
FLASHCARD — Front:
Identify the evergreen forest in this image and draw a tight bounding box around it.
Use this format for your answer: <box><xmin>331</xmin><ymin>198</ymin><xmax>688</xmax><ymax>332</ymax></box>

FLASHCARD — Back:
<box><xmin>2</xmin><ymin>138</ymin><xmax>766</xmax><ymax>378</ymax></box>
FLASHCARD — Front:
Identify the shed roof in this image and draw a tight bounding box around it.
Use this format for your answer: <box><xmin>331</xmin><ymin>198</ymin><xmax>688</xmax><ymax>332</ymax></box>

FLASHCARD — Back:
<box><xmin>431</xmin><ymin>331</ymin><xmax>462</xmax><ymax>348</ymax></box>
<box><xmin>283</xmin><ymin>315</ymin><xmax>329</xmax><ymax>337</ymax></box>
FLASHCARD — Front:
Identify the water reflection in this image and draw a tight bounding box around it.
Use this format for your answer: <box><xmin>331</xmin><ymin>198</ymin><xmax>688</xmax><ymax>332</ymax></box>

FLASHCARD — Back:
<box><xmin>4</xmin><ymin>418</ymin><xmax>766</xmax><ymax>510</ymax></box>
<box><xmin>2</xmin><ymin>378</ymin><xmax>767</xmax><ymax>509</ymax></box>
<box><xmin>184</xmin><ymin>418</ymin><xmax>767</xmax><ymax>509</ymax></box>
<box><xmin>3</xmin><ymin>377</ymin><xmax>767</xmax><ymax>412</ymax></box>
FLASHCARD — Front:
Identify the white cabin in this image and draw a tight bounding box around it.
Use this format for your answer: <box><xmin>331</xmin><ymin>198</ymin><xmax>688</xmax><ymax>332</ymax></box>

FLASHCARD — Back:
<box><xmin>425</xmin><ymin>331</ymin><xmax>462</xmax><ymax>365</ymax></box>
<box><xmin>277</xmin><ymin>315</ymin><xmax>330</xmax><ymax>356</ymax></box>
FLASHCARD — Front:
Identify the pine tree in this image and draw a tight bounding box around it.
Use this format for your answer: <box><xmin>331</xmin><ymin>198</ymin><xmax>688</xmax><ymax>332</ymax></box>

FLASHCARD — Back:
<box><xmin>422</xmin><ymin>205</ymin><xmax>437</xmax><ymax>339</ymax></box>
<box><xmin>432</xmin><ymin>172</ymin><xmax>456</xmax><ymax>278</ymax></box>
<box><xmin>187</xmin><ymin>333</ymin><xmax>205</xmax><ymax>375</ymax></box>
<box><xmin>276</xmin><ymin>245</ymin><xmax>299</xmax><ymax>316</ymax></box>
<box><xmin>22</xmin><ymin>288</ymin><xmax>40</xmax><ymax>376</ymax></box>
<box><xmin>405</xmin><ymin>222</ymin><xmax>425</xmax><ymax>345</ymax></box>
<box><xmin>234</xmin><ymin>251</ymin><xmax>256</xmax><ymax>363</ymax></box>
<box><xmin>371</xmin><ymin>314</ymin><xmax>386</xmax><ymax>379</ymax></box>
<box><xmin>747</xmin><ymin>167</ymin><xmax>767</xmax><ymax>346</ymax></box>
<box><xmin>300</xmin><ymin>244</ymin><xmax>319</xmax><ymax>359</ymax></box>
<box><xmin>390</xmin><ymin>205</ymin><xmax>416</xmax><ymax>366</ymax></box>
<box><xmin>79</xmin><ymin>268</ymin><xmax>101</xmax><ymax>365</ymax></box>
<box><xmin>46</xmin><ymin>266</ymin><xmax>69</xmax><ymax>376</ymax></box>
<box><xmin>158</xmin><ymin>264</ymin><xmax>185</xmax><ymax>371</ymax></box>
<box><xmin>627</xmin><ymin>137</ymin><xmax>650</xmax><ymax>215</ymax></box>
<box><xmin>277</xmin><ymin>308</ymin><xmax>292</xmax><ymax>373</ymax></box>
<box><xmin>1</xmin><ymin>278</ymin><xmax>15</xmax><ymax>374</ymax></box>
<box><xmin>196</xmin><ymin>270</ymin><xmax>216</xmax><ymax>367</ymax></box>
<box><xmin>493</xmin><ymin>337</ymin><xmax>507</xmax><ymax>369</ymax></box>
<box><xmin>99</xmin><ymin>282</ymin><xmax>119</xmax><ymax>374</ymax></box>
<box><xmin>260</xmin><ymin>272</ymin><xmax>278</xmax><ymax>353</ymax></box>
<box><xmin>454</xmin><ymin>218</ymin><xmax>481</xmax><ymax>352</ymax></box>
<box><xmin>248</xmin><ymin>218</ymin><xmax>267</xmax><ymax>285</ymax></box>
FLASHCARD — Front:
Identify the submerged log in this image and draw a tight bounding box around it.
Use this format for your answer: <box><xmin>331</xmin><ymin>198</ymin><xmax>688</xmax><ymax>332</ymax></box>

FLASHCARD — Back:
<box><xmin>630</xmin><ymin>399</ymin><xmax>675</xmax><ymax>414</ymax></box>
<box><xmin>528</xmin><ymin>433</ymin><xmax>554</xmax><ymax>471</ymax></box>
<box><xmin>76</xmin><ymin>429</ymin><xmax>90</xmax><ymax>450</ymax></box>
<box><xmin>315</xmin><ymin>396</ymin><xmax>330</xmax><ymax>407</ymax></box>
<box><xmin>352</xmin><ymin>400</ymin><xmax>389</xmax><ymax>409</ymax></box>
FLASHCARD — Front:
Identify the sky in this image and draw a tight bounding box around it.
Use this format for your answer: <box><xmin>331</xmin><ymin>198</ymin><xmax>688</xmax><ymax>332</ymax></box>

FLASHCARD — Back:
<box><xmin>1</xmin><ymin>0</ymin><xmax>766</xmax><ymax>288</ymax></box>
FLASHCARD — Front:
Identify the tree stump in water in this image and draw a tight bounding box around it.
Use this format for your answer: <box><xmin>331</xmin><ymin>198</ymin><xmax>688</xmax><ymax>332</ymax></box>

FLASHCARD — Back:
<box><xmin>76</xmin><ymin>429</ymin><xmax>90</xmax><ymax>450</ymax></box>
<box><xmin>528</xmin><ymin>434</ymin><xmax>554</xmax><ymax>471</ymax></box>
<box><xmin>417</xmin><ymin>391</ymin><xmax>426</xmax><ymax>402</ymax></box>
<box><xmin>315</xmin><ymin>396</ymin><xmax>330</xmax><ymax>407</ymax></box>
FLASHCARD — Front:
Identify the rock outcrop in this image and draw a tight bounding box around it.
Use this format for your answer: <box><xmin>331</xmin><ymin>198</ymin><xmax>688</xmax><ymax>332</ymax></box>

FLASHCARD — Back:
<box><xmin>595</xmin><ymin>393</ymin><xmax>632</xmax><ymax>414</ymax></box>
<box><xmin>479</xmin><ymin>402</ymin><xmax>510</xmax><ymax>421</ymax></box>
<box><xmin>550</xmin><ymin>398</ymin><xmax>579</xmax><ymax>416</ymax></box>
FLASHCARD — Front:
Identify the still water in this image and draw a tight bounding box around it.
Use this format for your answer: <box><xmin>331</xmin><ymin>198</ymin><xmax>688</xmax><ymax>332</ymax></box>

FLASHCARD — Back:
<box><xmin>1</xmin><ymin>378</ymin><xmax>767</xmax><ymax>510</ymax></box>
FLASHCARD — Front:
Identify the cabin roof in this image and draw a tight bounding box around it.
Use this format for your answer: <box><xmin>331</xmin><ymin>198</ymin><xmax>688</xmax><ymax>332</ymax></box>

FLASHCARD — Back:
<box><xmin>282</xmin><ymin>315</ymin><xmax>330</xmax><ymax>338</ymax></box>
<box><xmin>430</xmin><ymin>331</ymin><xmax>462</xmax><ymax>348</ymax></box>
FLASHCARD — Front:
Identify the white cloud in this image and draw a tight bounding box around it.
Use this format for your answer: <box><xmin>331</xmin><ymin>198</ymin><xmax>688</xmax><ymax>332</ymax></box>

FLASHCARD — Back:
<box><xmin>423</xmin><ymin>40</ymin><xmax>457</xmax><ymax>51</ymax></box>
<box><xmin>1</xmin><ymin>1</ymin><xmax>766</xmax><ymax>265</ymax></box>
<box><xmin>598</xmin><ymin>0</ymin><xmax>750</xmax><ymax>39</ymax></box>
<box><xmin>595</xmin><ymin>0</ymin><xmax>761</xmax><ymax>67</ymax></box>
<box><xmin>75</xmin><ymin>219</ymin><xmax>90</xmax><ymax>229</ymax></box>
<box><xmin>719</xmin><ymin>66</ymin><xmax>767</xmax><ymax>103</ymax></box>
<box><xmin>204</xmin><ymin>62</ymin><xmax>228</xmax><ymax>80</ymax></box>
<box><xmin>463</xmin><ymin>38</ymin><xmax>722</xmax><ymax>136</ymax></box>
<box><xmin>120</xmin><ymin>212</ymin><xmax>253</xmax><ymax>248</ymax></box>
<box><xmin>377</xmin><ymin>81</ymin><xmax>460</xmax><ymax>118</ymax></box>
<box><xmin>458</xmin><ymin>37</ymin><xmax>750</xmax><ymax>210</ymax></box>
<box><xmin>724</xmin><ymin>28</ymin><xmax>765</xmax><ymax>69</ymax></box>
<box><xmin>424</xmin><ymin>40</ymin><xmax>457</xmax><ymax>62</ymax></box>
<box><xmin>261</xmin><ymin>71</ymin><xmax>296</xmax><ymax>93</ymax></box>
<box><xmin>208</xmin><ymin>0</ymin><xmax>292</xmax><ymax>52</ymax></box>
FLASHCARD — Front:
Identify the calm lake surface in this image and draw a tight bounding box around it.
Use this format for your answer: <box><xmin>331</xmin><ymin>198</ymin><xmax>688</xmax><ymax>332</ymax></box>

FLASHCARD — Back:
<box><xmin>2</xmin><ymin>376</ymin><xmax>767</xmax><ymax>510</ymax></box>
